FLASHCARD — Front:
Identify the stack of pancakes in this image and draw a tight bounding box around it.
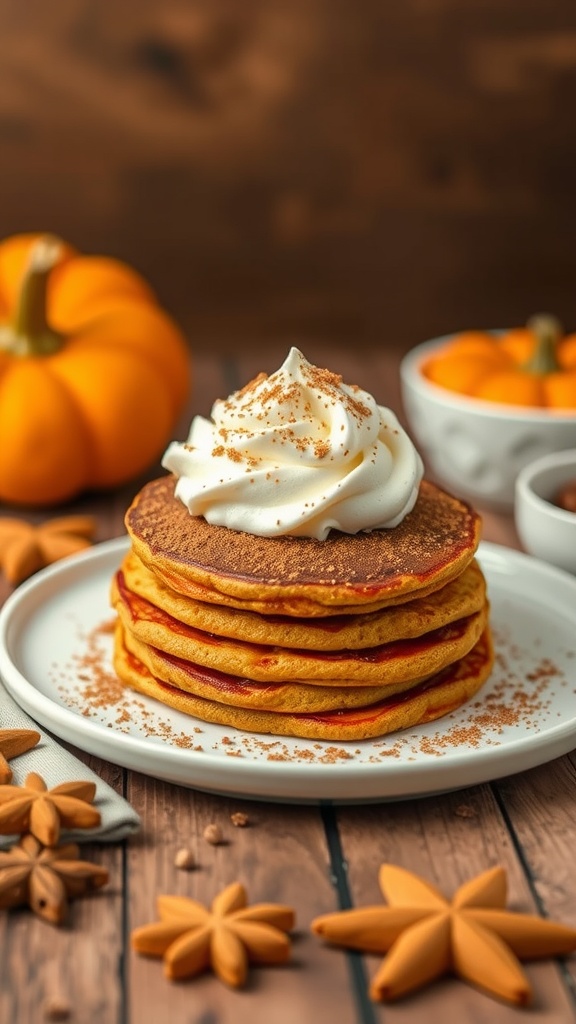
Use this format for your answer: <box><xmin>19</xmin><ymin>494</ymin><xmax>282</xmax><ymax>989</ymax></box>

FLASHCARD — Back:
<box><xmin>111</xmin><ymin>475</ymin><xmax>493</xmax><ymax>742</ymax></box>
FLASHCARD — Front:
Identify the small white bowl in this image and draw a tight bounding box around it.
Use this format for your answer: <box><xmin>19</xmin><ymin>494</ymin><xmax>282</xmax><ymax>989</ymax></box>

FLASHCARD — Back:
<box><xmin>400</xmin><ymin>336</ymin><xmax>576</xmax><ymax>511</ymax></box>
<box><xmin>514</xmin><ymin>449</ymin><xmax>576</xmax><ymax>573</ymax></box>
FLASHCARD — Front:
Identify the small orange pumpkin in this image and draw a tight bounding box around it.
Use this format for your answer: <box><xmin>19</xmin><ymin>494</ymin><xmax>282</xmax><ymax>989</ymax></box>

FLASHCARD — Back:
<box><xmin>422</xmin><ymin>314</ymin><xmax>576</xmax><ymax>410</ymax></box>
<box><xmin>0</xmin><ymin>233</ymin><xmax>191</xmax><ymax>506</ymax></box>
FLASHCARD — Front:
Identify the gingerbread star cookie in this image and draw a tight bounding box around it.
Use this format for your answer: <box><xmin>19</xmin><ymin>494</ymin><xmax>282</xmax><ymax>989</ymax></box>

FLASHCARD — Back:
<box><xmin>0</xmin><ymin>833</ymin><xmax>108</xmax><ymax>924</ymax></box>
<box><xmin>0</xmin><ymin>771</ymin><xmax>101</xmax><ymax>846</ymax></box>
<box><xmin>132</xmin><ymin>881</ymin><xmax>294</xmax><ymax>987</ymax></box>
<box><xmin>312</xmin><ymin>864</ymin><xmax>576</xmax><ymax>1005</ymax></box>
<box><xmin>0</xmin><ymin>515</ymin><xmax>95</xmax><ymax>585</ymax></box>
<box><xmin>0</xmin><ymin>729</ymin><xmax>41</xmax><ymax>784</ymax></box>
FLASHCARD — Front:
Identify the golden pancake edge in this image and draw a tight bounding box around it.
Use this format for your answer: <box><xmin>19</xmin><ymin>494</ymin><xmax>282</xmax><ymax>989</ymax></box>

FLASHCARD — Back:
<box><xmin>113</xmin><ymin>624</ymin><xmax>494</xmax><ymax>741</ymax></box>
<box><xmin>112</xmin><ymin>569</ymin><xmax>489</xmax><ymax>686</ymax></box>
<box><xmin>119</xmin><ymin>623</ymin><xmax>443</xmax><ymax>714</ymax></box>
<box><xmin>120</xmin><ymin>548</ymin><xmax>487</xmax><ymax>651</ymax></box>
<box><xmin>125</xmin><ymin>475</ymin><xmax>482</xmax><ymax>616</ymax></box>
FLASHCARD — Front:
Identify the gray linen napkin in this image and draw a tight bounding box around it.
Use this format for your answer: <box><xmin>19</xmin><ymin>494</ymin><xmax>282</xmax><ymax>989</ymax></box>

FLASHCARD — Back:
<box><xmin>0</xmin><ymin>681</ymin><xmax>141</xmax><ymax>846</ymax></box>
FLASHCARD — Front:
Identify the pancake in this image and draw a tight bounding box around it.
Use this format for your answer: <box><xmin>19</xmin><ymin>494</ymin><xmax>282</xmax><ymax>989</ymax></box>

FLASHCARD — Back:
<box><xmin>113</xmin><ymin>625</ymin><xmax>494</xmax><ymax>741</ymax></box>
<box><xmin>120</xmin><ymin>549</ymin><xmax>487</xmax><ymax>651</ymax></box>
<box><xmin>112</xmin><ymin>568</ymin><xmax>489</xmax><ymax>686</ymax></box>
<box><xmin>139</xmin><ymin>568</ymin><xmax>447</xmax><ymax>618</ymax></box>
<box><xmin>125</xmin><ymin>475</ymin><xmax>482</xmax><ymax>615</ymax></box>
<box><xmin>119</xmin><ymin>624</ymin><xmax>439</xmax><ymax>713</ymax></box>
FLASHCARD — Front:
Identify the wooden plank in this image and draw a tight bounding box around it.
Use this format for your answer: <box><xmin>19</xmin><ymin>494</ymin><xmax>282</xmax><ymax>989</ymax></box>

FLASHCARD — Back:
<box><xmin>495</xmin><ymin>755</ymin><xmax>576</xmax><ymax>991</ymax></box>
<box><xmin>0</xmin><ymin>839</ymin><xmax>123</xmax><ymax>1023</ymax></box>
<box><xmin>3</xmin><ymin>1</ymin><xmax>576</xmax><ymax>353</ymax></box>
<box><xmin>125</xmin><ymin>781</ymin><xmax>360</xmax><ymax>1024</ymax></box>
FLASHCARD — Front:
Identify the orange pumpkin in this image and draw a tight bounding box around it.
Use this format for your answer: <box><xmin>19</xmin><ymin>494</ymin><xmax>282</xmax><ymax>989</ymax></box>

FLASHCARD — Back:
<box><xmin>0</xmin><ymin>233</ymin><xmax>191</xmax><ymax>506</ymax></box>
<box><xmin>422</xmin><ymin>314</ymin><xmax>576</xmax><ymax>410</ymax></box>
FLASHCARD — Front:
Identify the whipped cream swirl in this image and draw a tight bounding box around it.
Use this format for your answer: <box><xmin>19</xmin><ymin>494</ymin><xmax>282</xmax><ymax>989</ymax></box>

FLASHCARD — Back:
<box><xmin>162</xmin><ymin>347</ymin><xmax>423</xmax><ymax>540</ymax></box>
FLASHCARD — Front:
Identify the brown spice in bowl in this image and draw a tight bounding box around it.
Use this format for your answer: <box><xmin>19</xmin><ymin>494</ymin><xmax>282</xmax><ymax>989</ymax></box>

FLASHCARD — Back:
<box><xmin>553</xmin><ymin>480</ymin><xmax>576</xmax><ymax>513</ymax></box>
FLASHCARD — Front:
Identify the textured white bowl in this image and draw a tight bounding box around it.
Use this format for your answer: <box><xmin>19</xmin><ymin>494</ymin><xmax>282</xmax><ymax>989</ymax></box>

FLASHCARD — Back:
<box><xmin>400</xmin><ymin>336</ymin><xmax>576</xmax><ymax>510</ymax></box>
<box><xmin>515</xmin><ymin>449</ymin><xmax>576</xmax><ymax>573</ymax></box>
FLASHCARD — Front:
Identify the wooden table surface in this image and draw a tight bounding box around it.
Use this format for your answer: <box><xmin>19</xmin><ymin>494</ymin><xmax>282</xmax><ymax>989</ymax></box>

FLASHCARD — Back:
<box><xmin>1</xmin><ymin>346</ymin><xmax>576</xmax><ymax>1024</ymax></box>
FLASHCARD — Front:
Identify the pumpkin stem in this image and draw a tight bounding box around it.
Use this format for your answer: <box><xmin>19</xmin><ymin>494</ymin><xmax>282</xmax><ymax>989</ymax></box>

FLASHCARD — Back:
<box><xmin>522</xmin><ymin>313</ymin><xmax>563</xmax><ymax>374</ymax></box>
<box><xmin>0</xmin><ymin>236</ymin><xmax>65</xmax><ymax>356</ymax></box>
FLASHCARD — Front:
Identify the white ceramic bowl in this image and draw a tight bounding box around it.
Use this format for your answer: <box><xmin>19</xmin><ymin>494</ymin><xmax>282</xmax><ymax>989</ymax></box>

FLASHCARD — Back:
<box><xmin>514</xmin><ymin>449</ymin><xmax>576</xmax><ymax>573</ymax></box>
<box><xmin>400</xmin><ymin>336</ymin><xmax>576</xmax><ymax>510</ymax></box>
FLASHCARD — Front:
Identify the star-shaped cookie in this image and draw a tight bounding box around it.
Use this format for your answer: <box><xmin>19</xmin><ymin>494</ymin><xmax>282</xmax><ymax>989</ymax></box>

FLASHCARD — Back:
<box><xmin>0</xmin><ymin>728</ymin><xmax>41</xmax><ymax>784</ymax></box>
<box><xmin>0</xmin><ymin>771</ymin><xmax>101</xmax><ymax>846</ymax></box>
<box><xmin>312</xmin><ymin>864</ymin><xmax>576</xmax><ymax>1005</ymax></box>
<box><xmin>0</xmin><ymin>515</ymin><xmax>95</xmax><ymax>585</ymax></box>
<box><xmin>0</xmin><ymin>833</ymin><xmax>108</xmax><ymax>924</ymax></box>
<box><xmin>132</xmin><ymin>880</ymin><xmax>295</xmax><ymax>987</ymax></box>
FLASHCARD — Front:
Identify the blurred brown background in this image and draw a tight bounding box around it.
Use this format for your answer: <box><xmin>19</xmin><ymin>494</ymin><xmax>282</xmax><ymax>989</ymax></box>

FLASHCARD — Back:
<box><xmin>2</xmin><ymin>0</ymin><xmax>576</xmax><ymax>356</ymax></box>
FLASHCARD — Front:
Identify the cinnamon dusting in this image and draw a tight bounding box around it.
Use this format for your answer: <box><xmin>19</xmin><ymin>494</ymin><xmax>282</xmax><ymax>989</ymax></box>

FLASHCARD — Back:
<box><xmin>48</xmin><ymin>609</ymin><xmax>575</xmax><ymax>770</ymax></box>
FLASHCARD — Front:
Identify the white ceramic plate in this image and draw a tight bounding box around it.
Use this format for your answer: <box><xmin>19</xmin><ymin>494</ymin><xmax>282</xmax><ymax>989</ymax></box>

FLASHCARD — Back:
<box><xmin>1</xmin><ymin>537</ymin><xmax>576</xmax><ymax>802</ymax></box>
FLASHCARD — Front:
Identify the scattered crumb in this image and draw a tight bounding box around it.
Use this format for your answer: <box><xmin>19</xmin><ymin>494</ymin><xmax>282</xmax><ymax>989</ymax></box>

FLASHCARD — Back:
<box><xmin>43</xmin><ymin>1000</ymin><xmax>71</xmax><ymax>1022</ymax></box>
<box><xmin>454</xmin><ymin>804</ymin><xmax>477</xmax><ymax>818</ymax></box>
<box><xmin>203</xmin><ymin>823</ymin><xmax>224</xmax><ymax>845</ymax></box>
<box><xmin>230</xmin><ymin>812</ymin><xmax>249</xmax><ymax>828</ymax></box>
<box><xmin>174</xmin><ymin>848</ymin><xmax>195</xmax><ymax>870</ymax></box>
